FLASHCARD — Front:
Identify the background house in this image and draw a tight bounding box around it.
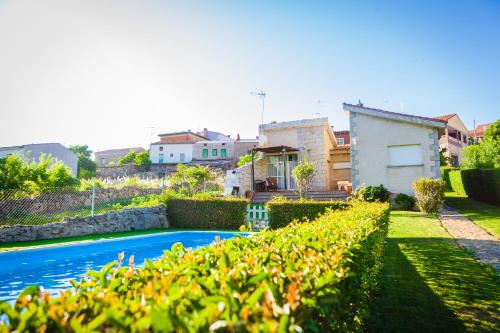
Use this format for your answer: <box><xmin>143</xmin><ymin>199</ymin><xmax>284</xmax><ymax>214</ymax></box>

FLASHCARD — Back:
<box><xmin>0</xmin><ymin>143</ymin><xmax>78</xmax><ymax>176</ymax></box>
<box><xmin>231</xmin><ymin>118</ymin><xmax>342</xmax><ymax>195</ymax></box>
<box><xmin>468</xmin><ymin>123</ymin><xmax>492</xmax><ymax>143</ymax></box>
<box><xmin>433</xmin><ymin>113</ymin><xmax>468</xmax><ymax>166</ymax></box>
<box><xmin>344</xmin><ymin>103</ymin><xmax>446</xmax><ymax>195</ymax></box>
<box><xmin>95</xmin><ymin>147</ymin><xmax>145</xmax><ymax>167</ymax></box>
<box><xmin>150</xmin><ymin>131</ymin><xmax>207</xmax><ymax>164</ymax></box>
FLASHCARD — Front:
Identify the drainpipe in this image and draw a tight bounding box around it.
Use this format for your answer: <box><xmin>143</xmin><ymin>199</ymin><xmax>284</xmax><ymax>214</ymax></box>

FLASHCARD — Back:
<box><xmin>251</xmin><ymin>149</ymin><xmax>255</xmax><ymax>192</ymax></box>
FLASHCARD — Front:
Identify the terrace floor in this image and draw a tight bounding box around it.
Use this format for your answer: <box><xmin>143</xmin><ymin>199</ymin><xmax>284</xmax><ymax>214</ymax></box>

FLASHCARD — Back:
<box><xmin>251</xmin><ymin>190</ymin><xmax>349</xmax><ymax>203</ymax></box>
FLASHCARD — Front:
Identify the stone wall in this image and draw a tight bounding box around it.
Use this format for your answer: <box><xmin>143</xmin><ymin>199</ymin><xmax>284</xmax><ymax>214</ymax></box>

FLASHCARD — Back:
<box><xmin>97</xmin><ymin>164</ymin><xmax>141</xmax><ymax>178</ymax></box>
<box><xmin>0</xmin><ymin>205</ymin><xmax>168</xmax><ymax>243</ymax></box>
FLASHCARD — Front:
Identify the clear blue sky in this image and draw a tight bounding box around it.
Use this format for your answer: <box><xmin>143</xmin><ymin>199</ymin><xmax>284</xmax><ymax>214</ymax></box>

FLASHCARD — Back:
<box><xmin>0</xmin><ymin>0</ymin><xmax>498</xmax><ymax>151</ymax></box>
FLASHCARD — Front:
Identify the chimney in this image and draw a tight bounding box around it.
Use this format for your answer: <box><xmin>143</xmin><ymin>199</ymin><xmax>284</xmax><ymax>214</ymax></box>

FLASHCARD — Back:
<box><xmin>236</xmin><ymin>133</ymin><xmax>241</xmax><ymax>141</ymax></box>
<box><xmin>202</xmin><ymin>128</ymin><xmax>208</xmax><ymax>137</ymax></box>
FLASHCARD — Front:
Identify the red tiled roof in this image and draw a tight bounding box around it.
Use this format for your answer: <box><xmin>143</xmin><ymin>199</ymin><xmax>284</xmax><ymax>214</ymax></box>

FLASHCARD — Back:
<box><xmin>433</xmin><ymin>114</ymin><xmax>456</xmax><ymax>121</ymax></box>
<box><xmin>468</xmin><ymin>123</ymin><xmax>492</xmax><ymax>137</ymax></box>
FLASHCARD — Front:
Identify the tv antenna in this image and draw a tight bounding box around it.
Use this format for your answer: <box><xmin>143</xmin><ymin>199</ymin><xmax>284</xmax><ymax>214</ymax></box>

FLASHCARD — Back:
<box><xmin>146</xmin><ymin>126</ymin><xmax>155</xmax><ymax>144</ymax></box>
<box><xmin>250</xmin><ymin>90</ymin><xmax>266</xmax><ymax>132</ymax></box>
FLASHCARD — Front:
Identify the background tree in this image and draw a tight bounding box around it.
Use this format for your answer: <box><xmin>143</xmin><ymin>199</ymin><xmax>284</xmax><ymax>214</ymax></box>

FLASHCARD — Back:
<box><xmin>134</xmin><ymin>151</ymin><xmax>151</xmax><ymax>171</ymax></box>
<box><xmin>0</xmin><ymin>154</ymin><xmax>79</xmax><ymax>193</ymax></box>
<box><xmin>462</xmin><ymin>120</ymin><xmax>500</xmax><ymax>169</ymax></box>
<box><xmin>439</xmin><ymin>148</ymin><xmax>450</xmax><ymax>166</ymax></box>
<box><xmin>69</xmin><ymin>145</ymin><xmax>97</xmax><ymax>179</ymax></box>
<box><xmin>170</xmin><ymin>164</ymin><xmax>215</xmax><ymax>194</ymax></box>
<box><xmin>236</xmin><ymin>152</ymin><xmax>257</xmax><ymax>167</ymax></box>
<box><xmin>292</xmin><ymin>158</ymin><xmax>316</xmax><ymax>199</ymax></box>
<box><xmin>118</xmin><ymin>150</ymin><xmax>137</xmax><ymax>165</ymax></box>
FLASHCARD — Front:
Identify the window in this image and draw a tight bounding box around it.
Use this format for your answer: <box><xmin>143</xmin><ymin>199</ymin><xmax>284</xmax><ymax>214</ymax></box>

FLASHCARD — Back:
<box><xmin>180</xmin><ymin>153</ymin><xmax>185</xmax><ymax>162</ymax></box>
<box><xmin>212</xmin><ymin>149</ymin><xmax>217</xmax><ymax>156</ymax></box>
<box><xmin>388</xmin><ymin>144</ymin><xmax>423</xmax><ymax>167</ymax></box>
<box><xmin>222</xmin><ymin>143</ymin><xmax>226</xmax><ymax>146</ymax></box>
<box><xmin>221</xmin><ymin>148</ymin><xmax>227</xmax><ymax>157</ymax></box>
<box><xmin>202</xmin><ymin>149</ymin><xmax>208</xmax><ymax>158</ymax></box>
<box><xmin>170</xmin><ymin>153</ymin><xmax>174</xmax><ymax>157</ymax></box>
<box><xmin>159</xmin><ymin>154</ymin><xmax>164</xmax><ymax>164</ymax></box>
<box><xmin>336</xmin><ymin>138</ymin><xmax>345</xmax><ymax>145</ymax></box>
<box><xmin>101</xmin><ymin>158</ymin><xmax>106</xmax><ymax>165</ymax></box>
<box><xmin>159</xmin><ymin>146</ymin><xmax>163</xmax><ymax>151</ymax></box>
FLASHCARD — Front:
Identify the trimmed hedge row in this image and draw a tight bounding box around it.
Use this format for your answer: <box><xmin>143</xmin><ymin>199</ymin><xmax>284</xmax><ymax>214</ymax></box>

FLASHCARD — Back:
<box><xmin>267</xmin><ymin>199</ymin><xmax>350</xmax><ymax>229</ymax></box>
<box><xmin>448</xmin><ymin>169</ymin><xmax>466</xmax><ymax>195</ymax></box>
<box><xmin>0</xmin><ymin>202</ymin><xmax>389</xmax><ymax>332</ymax></box>
<box><xmin>167</xmin><ymin>197</ymin><xmax>248</xmax><ymax>229</ymax></box>
<box><xmin>462</xmin><ymin>168</ymin><xmax>500</xmax><ymax>206</ymax></box>
<box><xmin>440</xmin><ymin>166</ymin><xmax>460</xmax><ymax>191</ymax></box>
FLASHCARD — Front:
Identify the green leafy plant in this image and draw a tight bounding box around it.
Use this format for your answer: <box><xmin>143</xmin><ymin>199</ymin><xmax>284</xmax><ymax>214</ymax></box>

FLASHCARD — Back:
<box><xmin>412</xmin><ymin>178</ymin><xmax>445</xmax><ymax>214</ymax></box>
<box><xmin>0</xmin><ymin>202</ymin><xmax>389</xmax><ymax>332</ymax></box>
<box><xmin>0</xmin><ymin>154</ymin><xmax>80</xmax><ymax>193</ymax></box>
<box><xmin>393</xmin><ymin>193</ymin><xmax>416</xmax><ymax>211</ymax></box>
<box><xmin>169</xmin><ymin>164</ymin><xmax>215</xmax><ymax>194</ymax></box>
<box><xmin>69</xmin><ymin>145</ymin><xmax>96</xmax><ymax>179</ymax></box>
<box><xmin>292</xmin><ymin>157</ymin><xmax>316</xmax><ymax>199</ymax></box>
<box><xmin>351</xmin><ymin>184</ymin><xmax>390</xmax><ymax>203</ymax></box>
<box><xmin>266</xmin><ymin>197</ymin><xmax>350</xmax><ymax>229</ymax></box>
<box><xmin>236</xmin><ymin>152</ymin><xmax>257</xmax><ymax>167</ymax></box>
<box><xmin>118</xmin><ymin>150</ymin><xmax>137</xmax><ymax>165</ymax></box>
<box><xmin>462</xmin><ymin>120</ymin><xmax>500</xmax><ymax>169</ymax></box>
<box><xmin>134</xmin><ymin>151</ymin><xmax>151</xmax><ymax>171</ymax></box>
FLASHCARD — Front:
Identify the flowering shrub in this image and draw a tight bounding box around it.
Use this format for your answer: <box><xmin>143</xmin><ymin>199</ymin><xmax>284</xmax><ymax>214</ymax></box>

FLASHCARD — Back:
<box><xmin>412</xmin><ymin>178</ymin><xmax>445</xmax><ymax>214</ymax></box>
<box><xmin>0</xmin><ymin>202</ymin><xmax>389</xmax><ymax>332</ymax></box>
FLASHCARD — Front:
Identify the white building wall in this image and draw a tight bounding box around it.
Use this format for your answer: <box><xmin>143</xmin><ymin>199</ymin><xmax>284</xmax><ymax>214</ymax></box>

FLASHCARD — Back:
<box><xmin>150</xmin><ymin>143</ymin><xmax>193</xmax><ymax>164</ymax></box>
<box><xmin>350</xmin><ymin>113</ymin><xmax>440</xmax><ymax>195</ymax></box>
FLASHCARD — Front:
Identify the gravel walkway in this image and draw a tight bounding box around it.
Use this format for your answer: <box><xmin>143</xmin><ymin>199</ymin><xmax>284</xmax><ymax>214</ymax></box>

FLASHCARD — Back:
<box><xmin>439</xmin><ymin>207</ymin><xmax>500</xmax><ymax>272</ymax></box>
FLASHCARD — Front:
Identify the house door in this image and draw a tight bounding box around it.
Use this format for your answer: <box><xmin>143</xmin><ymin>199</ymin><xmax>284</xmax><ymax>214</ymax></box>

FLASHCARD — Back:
<box><xmin>267</xmin><ymin>154</ymin><xmax>298</xmax><ymax>190</ymax></box>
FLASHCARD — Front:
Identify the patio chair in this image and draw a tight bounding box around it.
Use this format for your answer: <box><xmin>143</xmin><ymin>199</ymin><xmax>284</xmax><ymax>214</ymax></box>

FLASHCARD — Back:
<box><xmin>266</xmin><ymin>177</ymin><xmax>278</xmax><ymax>192</ymax></box>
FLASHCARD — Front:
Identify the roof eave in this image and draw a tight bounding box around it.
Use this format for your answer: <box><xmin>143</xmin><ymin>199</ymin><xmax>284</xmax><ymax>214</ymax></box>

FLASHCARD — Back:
<box><xmin>343</xmin><ymin>103</ymin><xmax>446</xmax><ymax>128</ymax></box>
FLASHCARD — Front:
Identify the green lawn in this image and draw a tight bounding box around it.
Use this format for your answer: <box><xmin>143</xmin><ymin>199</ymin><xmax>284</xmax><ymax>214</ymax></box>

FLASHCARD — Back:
<box><xmin>367</xmin><ymin>211</ymin><xmax>500</xmax><ymax>333</ymax></box>
<box><xmin>445</xmin><ymin>191</ymin><xmax>500</xmax><ymax>238</ymax></box>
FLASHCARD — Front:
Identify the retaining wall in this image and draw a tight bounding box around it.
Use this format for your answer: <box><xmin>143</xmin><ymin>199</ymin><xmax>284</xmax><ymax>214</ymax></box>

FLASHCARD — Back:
<box><xmin>0</xmin><ymin>205</ymin><xmax>168</xmax><ymax>243</ymax></box>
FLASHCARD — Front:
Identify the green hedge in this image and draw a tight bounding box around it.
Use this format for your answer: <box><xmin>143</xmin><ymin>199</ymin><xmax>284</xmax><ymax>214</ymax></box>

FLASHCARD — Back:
<box><xmin>267</xmin><ymin>199</ymin><xmax>350</xmax><ymax>229</ymax></box>
<box><xmin>440</xmin><ymin>166</ymin><xmax>459</xmax><ymax>191</ymax></box>
<box><xmin>167</xmin><ymin>197</ymin><xmax>248</xmax><ymax>229</ymax></box>
<box><xmin>0</xmin><ymin>202</ymin><xmax>389</xmax><ymax>332</ymax></box>
<box><xmin>461</xmin><ymin>169</ymin><xmax>500</xmax><ymax>206</ymax></box>
<box><xmin>448</xmin><ymin>169</ymin><xmax>466</xmax><ymax>195</ymax></box>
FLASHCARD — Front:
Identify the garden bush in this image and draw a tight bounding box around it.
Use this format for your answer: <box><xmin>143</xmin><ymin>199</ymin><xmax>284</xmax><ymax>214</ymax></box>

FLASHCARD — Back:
<box><xmin>0</xmin><ymin>202</ymin><xmax>389</xmax><ymax>332</ymax></box>
<box><xmin>461</xmin><ymin>168</ymin><xmax>500</xmax><ymax>206</ymax></box>
<box><xmin>166</xmin><ymin>197</ymin><xmax>248</xmax><ymax>229</ymax></box>
<box><xmin>393</xmin><ymin>193</ymin><xmax>416</xmax><ymax>211</ymax></box>
<box><xmin>267</xmin><ymin>198</ymin><xmax>350</xmax><ymax>229</ymax></box>
<box><xmin>351</xmin><ymin>184</ymin><xmax>390</xmax><ymax>202</ymax></box>
<box><xmin>412</xmin><ymin>178</ymin><xmax>446</xmax><ymax>214</ymax></box>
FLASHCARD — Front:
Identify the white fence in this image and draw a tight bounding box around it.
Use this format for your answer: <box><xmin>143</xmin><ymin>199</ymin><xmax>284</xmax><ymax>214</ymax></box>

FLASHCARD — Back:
<box><xmin>246</xmin><ymin>204</ymin><xmax>269</xmax><ymax>230</ymax></box>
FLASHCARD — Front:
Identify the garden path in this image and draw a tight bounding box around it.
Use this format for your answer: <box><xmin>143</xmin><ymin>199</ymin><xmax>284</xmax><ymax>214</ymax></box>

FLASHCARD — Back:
<box><xmin>439</xmin><ymin>207</ymin><xmax>500</xmax><ymax>272</ymax></box>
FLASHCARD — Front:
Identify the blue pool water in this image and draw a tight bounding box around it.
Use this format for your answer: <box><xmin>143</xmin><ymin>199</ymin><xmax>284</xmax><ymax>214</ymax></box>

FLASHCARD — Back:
<box><xmin>0</xmin><ymin>231</ymin><xmax>242</xmax><ymax>302</ymax></box>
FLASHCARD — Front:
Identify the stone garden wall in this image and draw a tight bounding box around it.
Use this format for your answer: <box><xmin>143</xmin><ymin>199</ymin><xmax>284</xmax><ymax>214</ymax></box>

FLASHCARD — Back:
<box><xmin>0</xmin><ymin>205</ymin><xmax>168</xmax><ymax>243</ymax></box>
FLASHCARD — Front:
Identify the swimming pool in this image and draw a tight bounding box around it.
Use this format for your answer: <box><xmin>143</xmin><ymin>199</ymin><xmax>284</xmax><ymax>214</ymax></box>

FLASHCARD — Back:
<box><xmin>0</xmin><ymin>231</ymin><xmax>243</xmax><ymax>302</ymax></box>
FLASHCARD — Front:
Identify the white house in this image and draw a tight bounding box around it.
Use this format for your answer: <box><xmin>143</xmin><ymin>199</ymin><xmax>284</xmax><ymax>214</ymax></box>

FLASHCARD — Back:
<box><xmin>149</xmin><ymin>131</ymin><xmax>208</xmax><ymax>164</ymax></box>
<box><xmin>343</xmin><ymin>103</ymin><xmax>447</xmax><ymax>195</ymax></box>
<box><xmin>0</xmin><ymin>143</ymin><xmax>78</xmax><ymax>176</ymax></box>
